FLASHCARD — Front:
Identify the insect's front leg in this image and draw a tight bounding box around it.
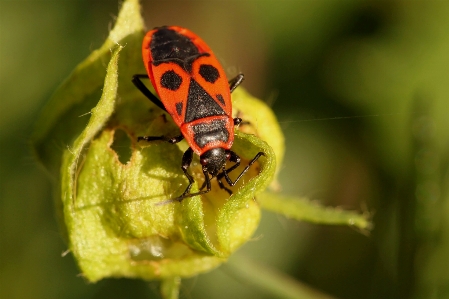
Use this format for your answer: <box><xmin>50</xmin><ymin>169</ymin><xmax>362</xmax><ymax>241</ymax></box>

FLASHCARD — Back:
<box><xmin>216</xmin><ymin>176</ymin><xmax>233</xmax><ymax>195</ymax></box>
<box><xmin>220</xmin><ymin>151</ymin><xmax>265</xmax><ymax>187</ymax></box>
<box><xmin>215</xmin><ymin>150</ymin><xmax>241</xmax><ymax>194</ymax></box>
<box><xmin>178</xmin><ymin>147</ymin><xmax>195</xmax><ymax>196</ymax></box>
<box><xmin>175</xmin><ymin>148</ymin><xmax>212</xmax><ymax>202</ymax></box>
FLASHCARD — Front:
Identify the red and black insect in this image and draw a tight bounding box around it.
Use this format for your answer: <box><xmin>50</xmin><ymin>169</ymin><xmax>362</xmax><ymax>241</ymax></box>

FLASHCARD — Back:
<box><xmin>132</xmin><ymin>26</ymin><xmax>263</xmax><ymax>202</ymax></box>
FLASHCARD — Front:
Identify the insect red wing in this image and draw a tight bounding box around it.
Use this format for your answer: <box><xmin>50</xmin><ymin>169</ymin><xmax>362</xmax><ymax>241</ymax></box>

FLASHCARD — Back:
<box><xmin>191</xmin><ymin>55</ymin><xmax>233</xmax><ymax>117</ymax></box>
<box><xmin>172</xmin><ymin>27</ymin><xmax>232</xmax><ymax>116</ymax></box>
<box><xmin>142</xmin><ymin>28</ymin><xmax>191</xmax><ymax>127</ymax></box>
<box><xmin>142</xmin><ymin>29</ymin><xmax>158</xmax><ymax>92</ymax></box>
<box><xmin>149</xmin><ymin>63</ymin><xmax>190</xmax><ymax>127</ymax></box>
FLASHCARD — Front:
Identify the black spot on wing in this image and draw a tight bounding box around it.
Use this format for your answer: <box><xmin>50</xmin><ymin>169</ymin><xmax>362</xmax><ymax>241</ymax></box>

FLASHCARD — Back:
<box><xmin>175</xmin><ymin>102</ymin><xmax>183</xmax><ymax>116</ymax></box>
<box><xmin>160</xmin><ymin>70</ymin><xmax>182</xmax><ymax>91</ymax></box>
<box><xmin>199</xmin><ymin>64</ymin><xmax>220</xmax><ymax>83</ymax></box>
<box><xmin>216</xmin><ymin>94</ymin><xmax>225</xmax><ymax>105</ymax></box>
<box><xmin>184</xmin><ymin>79</ymin><xmax>225</xmax><ymax>123</ymax></box>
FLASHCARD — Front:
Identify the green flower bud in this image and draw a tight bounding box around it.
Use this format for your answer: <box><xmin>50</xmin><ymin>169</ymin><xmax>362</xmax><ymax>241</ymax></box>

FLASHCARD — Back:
<box><xmin>32</xmin><ymin>0</ymin><xmax>281</xmax><ymax>282</ymax></box>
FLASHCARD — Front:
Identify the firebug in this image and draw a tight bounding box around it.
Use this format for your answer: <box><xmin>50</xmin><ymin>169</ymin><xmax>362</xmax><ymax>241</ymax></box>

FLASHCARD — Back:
<box><xmin>132</xmin><ymin>26</ymin><xmax>264</xmax><ymax>202</ymax></box>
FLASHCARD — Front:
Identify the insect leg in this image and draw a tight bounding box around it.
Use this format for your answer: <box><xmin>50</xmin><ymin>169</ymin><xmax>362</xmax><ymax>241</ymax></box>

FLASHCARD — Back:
<box><xmin>198</xmin><ymin>166</ymin><xmax>233</xmax><ymax>195</ymax></box>
<box><xmin>132</xmin><ymin>74</ymin><xmax>167</xmax><ymax>112</ymax></box>
<box><xmin>233</xmin><ymin>118</ymin><xmax>242</xmax><ymax>125</ymax></box>
<box><xmin>175</xmin><ymin>155</ymin><xmax>212</xmax><ymax>202</ymax></box>
<box><xmin>234</xmin><ymin>111</ymin><xmax>252</xmax><ymax>127</ymax></box>
<box><xmin>221</xmin><ymin>151</ymin><xmax>265</xmax><ymax>187</ymax></box>
<box><xmin>228</xmin><ymin>73</ymin><xmax>244</xmax><ymax>93</ymax></box>
<box><xmin>217</xmin><ymin>176</ymin><xmax>233</xmax><ymax>195</ymax></box>
<box><xmin>224</xmin><ymin>150</ymin><xmax>242</xmax><ymax>175</ymax></box>
<box><xmin>178</xmin><ymin>147</ymin><xmax>195</xmax><ymax>196</ymax></box>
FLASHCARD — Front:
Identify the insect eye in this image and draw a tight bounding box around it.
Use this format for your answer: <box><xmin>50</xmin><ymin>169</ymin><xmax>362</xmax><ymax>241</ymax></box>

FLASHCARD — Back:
<box><xmin>200</xmin><ymin>157</ymin><xmax>208</xmax><ymax>165</ymax></box>
<box><xmin>199</xmin><ymin>64</ymin><xmax>219</xmax><ymax>83</ymax></box>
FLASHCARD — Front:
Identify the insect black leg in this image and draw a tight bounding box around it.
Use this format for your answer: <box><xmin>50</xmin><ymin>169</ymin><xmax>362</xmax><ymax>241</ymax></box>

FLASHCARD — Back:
<box><xmin>199</xmin><ymin>179</ymin><xmax>207</xmax><ymax>191</ymax></box>
<box><xmin>198</xmin><ymin>167</ymin><xmax>233</xmax><ymax>195</ymax></box>
<box><xmin>223</xmin><ymin>150</ymin><xmax>242</xmax><ymax>175</ymax></box>
<box><xmin>221</xmin><ymin>151</ymin><xmax>265</xmax><ymax>187</ymax></box>
<box><xmin>198</xmin><ymin>149</ymin><xmax>241</xmax><ymax>193</ymax></box>
<box><xmin>175</xmin><ymin>152</ymin><xmax>213</xmax><ymax>202</ymax></box>
<box><xmin>214</xmin><ymin>151</ymin><xmax>242</xmax><ymax>194</ymax></box>
<box><xmin>178</xmin><ymin>147</ymin><xmax>195</xmax><ymax>196</ymax></box>
<box><xmin>138</xmin><ymin>134</ymin><xmax>184</xmax><ymax>144</ymax></box>
<box><xmin>228</xmin><ymin>73</ymin><xmax>244</xmax><ymax>93</ymax></box>
<box><xmin>234</xmin><ymin>111</ymin><xmax>252</xmax><ymax>126</ymax></box>
<box><xmin>132</xmin><ymin>74</ymin><xmax>167</xmax><ymax>112</ymax></box>
<box><xmin>217</xmin><ymin>176</ymin><xmax>233</xmax><ymax>195</ymax></box>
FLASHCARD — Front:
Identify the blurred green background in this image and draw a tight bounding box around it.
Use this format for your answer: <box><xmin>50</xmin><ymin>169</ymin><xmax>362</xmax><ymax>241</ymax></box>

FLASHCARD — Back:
<box><xmin>1</xmin><ymin>1</ymin><xmax>448</xmax><ymax>298</ymax></box>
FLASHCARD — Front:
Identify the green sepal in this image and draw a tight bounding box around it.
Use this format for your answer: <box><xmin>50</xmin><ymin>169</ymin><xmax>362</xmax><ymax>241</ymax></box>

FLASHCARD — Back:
<box><xmin>258</xmin><ymin>193</ymin><xmax>372</xmax><ymax>231</ymax></box>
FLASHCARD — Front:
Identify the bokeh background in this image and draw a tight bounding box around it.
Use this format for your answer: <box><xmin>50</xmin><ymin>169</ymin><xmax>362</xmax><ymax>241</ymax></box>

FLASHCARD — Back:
<box><xmin>1</xmin><ymin>1</ymin><xmax>448</xmax><ymax>298</ymax></box>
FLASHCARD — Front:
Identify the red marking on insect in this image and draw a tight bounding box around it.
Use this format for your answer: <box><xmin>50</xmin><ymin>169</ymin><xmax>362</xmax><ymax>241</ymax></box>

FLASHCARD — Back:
<box><xmin>132</xmin><ymin>26</ymin><xmax>263</xmax><ymax>202</ymax></box>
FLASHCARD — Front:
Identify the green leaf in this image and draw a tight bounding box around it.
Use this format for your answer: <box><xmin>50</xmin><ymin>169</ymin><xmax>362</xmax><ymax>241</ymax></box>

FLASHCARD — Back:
<box><xmin>258</xmin><ymin>192</ymin><xmax>372</xmax><ymax>231</ymax></box>
<box><xmin>216</xmin><ymin>132</ymin><xmax>276</xmax><ymax>254</ymax></box>
<box><xmin>60</xmin><ymin>48</ymin><xmax>126</xmax><ymax>282</ymax></box>
<box><xmin>231</xmin><ymin>88</ymin><xmax>284</xmax><ymax>190</ymax></box>
<box><xmin>31</xmin><ymin>0</ymin><xmax>145</xmax><ymax>175</ymax></box>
